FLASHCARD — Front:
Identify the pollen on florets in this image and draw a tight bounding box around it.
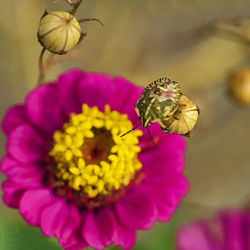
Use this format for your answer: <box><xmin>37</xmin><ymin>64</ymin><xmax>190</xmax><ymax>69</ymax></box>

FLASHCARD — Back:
<box><xmin>48</xmin><ymin>104</ymin><xmax>142</xmax><ymax>199</ymax></box>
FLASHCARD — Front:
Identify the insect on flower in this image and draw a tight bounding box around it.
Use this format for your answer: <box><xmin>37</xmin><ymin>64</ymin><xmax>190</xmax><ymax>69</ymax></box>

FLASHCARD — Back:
<box><xmin>121</xmin><ymin>77</ymin><xmax>200</xmax><ymax>140</ymax></box>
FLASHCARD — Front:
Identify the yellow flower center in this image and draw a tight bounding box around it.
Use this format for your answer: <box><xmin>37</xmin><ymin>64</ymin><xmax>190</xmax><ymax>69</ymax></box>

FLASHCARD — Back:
<box><xmin>49</xmin><ymin>104</ymin><xmax>142</xmax><ymax>199</ymax></box>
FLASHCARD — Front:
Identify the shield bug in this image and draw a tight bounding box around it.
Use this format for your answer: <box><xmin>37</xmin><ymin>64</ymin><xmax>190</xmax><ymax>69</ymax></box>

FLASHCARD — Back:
<box><xmin>121</xmin><ymin>78</ymin><xmax>199</xmax><ymax>141</ymax></box>
<box><xmin>134</xmin><ymin>77</ymin><xmax>181</xmax><ymax>128</ymax></box>
<box><xmin>121</xmin><ymin>77</ymin><xmax>181</xmax><ymax>141</ymax></box>
<box><xmin>161</xmin><ymin>95</ymin><xmax>200</xmax><ymax>137</ymax></box>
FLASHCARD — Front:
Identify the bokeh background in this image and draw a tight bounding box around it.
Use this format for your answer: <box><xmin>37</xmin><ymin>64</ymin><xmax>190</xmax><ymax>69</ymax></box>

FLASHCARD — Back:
<box><xmin>0</xmin><ymin>0</ymin><xmax>250</xmax><ymax>249</ymax></box>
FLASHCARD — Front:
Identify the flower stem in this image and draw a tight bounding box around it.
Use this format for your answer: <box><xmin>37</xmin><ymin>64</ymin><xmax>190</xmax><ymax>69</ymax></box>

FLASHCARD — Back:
<box><xmin>38</xmin><ymin>47</ymin><xmax>46</xmax><ymax>84</ymax></box>
<box><xmin>70</xmin><ymin>0</ymin><xmax>83</xmax><ymax>15</ymax></box>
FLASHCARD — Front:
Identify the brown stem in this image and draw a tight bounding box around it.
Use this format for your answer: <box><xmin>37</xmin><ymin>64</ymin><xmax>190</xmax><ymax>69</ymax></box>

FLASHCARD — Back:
<box><xmin>45</xmin><ymin>48</ymin><xmax>85</xmax><ymax>68</ymax></box>
<box><xmin>38</xmin><ymin>48</ymin><xmax>46</xmax><ymax>84</ymax></box>
<box><xmin>71</xmin><ymin>0</ymin><xmax>83</xmax><ymax>15</ymax></box>
<box><xmin>65</xmin><ymin>0</ymin><xmax>74</xmax><ymax>5</ymax></box>
<box><xmin>38</xmin><ymin>44</ymin><xmax>92</xmax><ymax>80</ymax></box>
<box><xmin>78</xmin><ymin>18</ymin><xmax>104</xmax><ymax>27</ymax></box>
<box><xmin>53</xmin><ymin>0</ymin><xmax>73</xmax><ymax>5</ymax></box>
<box><xmin>216</xmin><ymin>22</ymin><xmax>250</xmax><ymax>45</ymax></box>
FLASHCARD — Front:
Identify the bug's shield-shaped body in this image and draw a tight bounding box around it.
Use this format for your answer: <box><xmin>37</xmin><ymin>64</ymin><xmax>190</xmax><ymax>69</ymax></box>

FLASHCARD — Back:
<box><xmin>135</xmin><ymin>78</ymin><xmax>181</xmax><ymax>127</ymax></box>
<box><xmin>161</xmin><ymin>95</ymin><xmax>200</xmax><ymax>137</ymax></box>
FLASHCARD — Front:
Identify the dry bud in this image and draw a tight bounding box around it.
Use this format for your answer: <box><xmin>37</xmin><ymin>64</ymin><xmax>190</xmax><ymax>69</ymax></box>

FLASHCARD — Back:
<box><xmin>38</xmin><ymin>11</ymin><xmax>82</xmax><ymax>55</ymax></box>
<box><xmin>161</xmin><ymin>95</ymin><xmax>200</xmax><ymax>137</ymax></box>
<box><xmin>229</xmin><ymin>68</ymin><xmax>250</xmax><ymax>106</ymax></box>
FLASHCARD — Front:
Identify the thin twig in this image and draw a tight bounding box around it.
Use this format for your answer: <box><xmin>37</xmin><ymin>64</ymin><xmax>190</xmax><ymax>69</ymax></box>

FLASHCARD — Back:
<box><xmin>45</xmin><ymin>47</ymin><xmax>86</xmax><ymax>69</ymax></box>
<box><xmin>38</xmin><ymin>48</ymin><xmax>46</xmax><ymax>84</ymax></box>
<box><xmin>53</xmin><ymin>0</ymin><xmax>74</xmax><ymax>5</ymax></box>
<box><xmin>78</xmin><ymin>18</ymin><xmax>104</xmax><ymax>27</ymax></box>
<box><xmin>71</xmin><ymin>0</ymin><xmax>83</xmax><ymax>15</ymax></box>
<box><xmin>37</xmin><ymin>43</ymin><xmax>92</xmax><ymax>84</ymax></box>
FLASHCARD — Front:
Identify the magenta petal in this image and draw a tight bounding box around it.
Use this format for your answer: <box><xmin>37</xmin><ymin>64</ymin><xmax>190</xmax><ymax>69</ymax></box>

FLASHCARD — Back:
<box><xmin>77</xmin><ymin>73</ymin><xmax>114</xmax><ymax>111</ymax></box>
<box><xmin>19</xmin><ymin>188</ymin><xmax>55</xmax><ymax>226</ymax></box>
<box><xmin>2</xmin><ymin>105</ymin><xmax>28</xmax><ymax>135</ymax></box>
<box><xmin>26</xmin><ymin>84</ymin><xmax>63</xmax><ymax>135</ymax></box>
<box><xmin>113</xmin><ymin>213</ymin><xmax>136</xmax><ymax>249</ymax></box>
<box><xmin>40</xmin><ymin>198</ymin><xmax>69</xmax><ymax>237</ymax></box>
<box><xmin>1</xmin><ymin>155</ymin><xmax>43</xmax><ymax>184</ymax></box>
<box><xmin>140</xmin><ymin>135</ymin><xmax>186</xmax><ymax>179</ymax></box>
<box><xmin>58</xmin><ymin>204</ymin><xmax>81</xmax><ymax>240</ymax></box>
<box><xmin>2</xmin><ymin>180</ymin><xmax>25</xmax><ymax>208</ymax></box>
<box><xmin>219</xmin><ymin>210</ymin><xmax>245</xmax><ymax>250</ymax></box>
<box><xmin>140</xmin><ymin>175</ymin><xmax>188</xmax><ymax>222</ymax></box>
<box><xmin>116</xmin><ymin>190</ymin><xmax>156</xmax><ymax>230</ymax></box>
<box><xmin>108</xmin><ymin>76</ymin><xmax>142</xmax><ymax>123</ymax></box>
<box><xmin>57</xmin><ymin>69</ymin><xmax>85</xmax><ymax>116</ymax></box>
<box><xmin>2</xmin><ymin>179</ymin><xmax>41</xmax><ymax>208</ymax></box>
<box><xmin>177</xmin><ymin>222</ymin><xmax>213</xmax><ymax>250</ymax></box>
<box><xmin>59</xmin><ymin>235</ymin><xmax>80</xmax><ymax>250</ymax></box>
<box><xmin>7</xmin><ymin>125</ymin><xmax>47</xmax><ymax>164</ymax></box>
<box><xmin>83</xmin><ymin>208</ymin><xmax>115</xmax><ymax>249</ymax></box>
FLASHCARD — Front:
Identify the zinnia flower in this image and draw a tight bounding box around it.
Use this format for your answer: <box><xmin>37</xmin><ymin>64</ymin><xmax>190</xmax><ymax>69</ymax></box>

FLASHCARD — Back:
<box><xmin>176</xmin><ymin>208</ymin><xmax>250</xmax><ymax>250</ymax></box>
<box><xmin>1</xmin><ymin>69</ymin><xmax>188</xmax><ymax>249</ymax></box>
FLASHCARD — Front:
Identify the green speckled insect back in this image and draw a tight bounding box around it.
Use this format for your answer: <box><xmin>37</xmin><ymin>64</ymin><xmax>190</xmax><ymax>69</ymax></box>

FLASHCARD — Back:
<box><xmin>135</xmin><ymin>77</ymin><xmax>181</xmax><ymax>127</ymax></box>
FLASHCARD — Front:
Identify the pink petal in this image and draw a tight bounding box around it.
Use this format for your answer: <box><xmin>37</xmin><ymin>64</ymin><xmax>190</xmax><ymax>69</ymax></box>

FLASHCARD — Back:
<box><xmin>108</xmin><ymin>76</ymin><xmax>143</xmax><ymax>123</ymax></box>
<box><xmin>77</xmin><ymin>72</ymin><xmax>114</xmax><ymax>112</ymax></box>
<box><xmin>56</xmin><ymin>69</ymin><xmax>85</xmax><ymax>116</ymax></box>
<box><xmin>1</xmin><ymin>155</ymin><xmax>43</xmax><ymax>184</ymax></box>
<box><xmin>112</xmin><ymin>209</ymin><xmax>136</xmax><ymax>250</ymax></box>
<box><xmin>140</xmin><ymin>135</ymin><xmax>186</xmax><ymax>178</ymax></box>
<box><xmin>140</xmin><ymin>175</ymin><xmax>188</xmax><ymax>222</ymax></box>
<box><xmin>58</xmin><ymin>204</ymin><xmax>81</xmax><ymax>240</ymax></box>
<box><xmin>83</xmin><ymin>208</ymin><xmax>115</xmax><ymax>249</ymax></box>
<box><xmin>2</xmin><ymin>105</ymin><xmax>28</xmax><ymax>135</ymax></box>
<box><xmin>176</xmin><ymin>222</ymin><xmax>213</xmax><ymax>250</ymax></box>
<box><xmin>26</xmin><ymin>84</ymin><xmax>63</xmax><ymax>135</ymax></box>
<box><xmin>7</xmin><ymin>124</ymin><xmax>47</xmax><ymax>164</ymax></box>
<box><xmin>2</xmin><ymin>179</ymin><xmax>41</xmax><ymax>208</ymax></box>
<box><xmin>59</xmin><ymin>235</ymin><xmax>81</xmax><ymax>250</ymax></box>
<box><xmin>115</xmin><ymin>190</ymin><xmax>157</xmax><ymax>230</ymax></box>
<box><xmin>19</xmin><ymin>188</ymin><xmax>55</xmax><ymax>226</ymax></box>
<box><xmin>220</xmin><ymin>210</ymin><xmax>245</xmax><ymax>250</ymax></box>
<box><xmin>59</xmin><ymin>226</ymin><xmax>87</xmax><ymax>250</ymax></box>
<box><xmin>40</xmin><ymin>198</ymin><xmax>69</xmax><ymax>237</ymax></box>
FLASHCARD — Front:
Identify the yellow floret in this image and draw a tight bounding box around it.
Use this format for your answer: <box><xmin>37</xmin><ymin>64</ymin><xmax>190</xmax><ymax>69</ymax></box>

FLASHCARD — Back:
<box><xmin>49</xmin><ymin>104</ymin><xmax>142</xmax><ymax>198</ymax></box>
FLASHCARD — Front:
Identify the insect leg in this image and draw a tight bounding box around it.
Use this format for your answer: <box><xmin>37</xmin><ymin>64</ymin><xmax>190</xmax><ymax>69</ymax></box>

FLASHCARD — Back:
<box><xmin>162</xmin><ymin>127</ymin><xmax>170</xmax><ymax>132</ymax></box>
<box><xmin>78</xmin><ymin>32</ymin><xmax>87</xmax><ymax>44</ymax></box>
<box><xmin>78</xmin><ymin>18</ymin><xmax>104</xmax><ymax>26</ymax></box>
<box><xmin>147</xmin><ymin>127</ymin><xmax>156</xmax><ymax>148</ymax></box>
<box><xmin>120</xmin><ymin>123</ymin><xmax>141</xmax><ymax>137</ymax></box>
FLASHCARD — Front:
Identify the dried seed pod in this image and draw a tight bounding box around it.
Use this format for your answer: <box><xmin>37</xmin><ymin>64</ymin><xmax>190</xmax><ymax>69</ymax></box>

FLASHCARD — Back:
<box><xmin>38</xmin><ymin>11</ymin><xmax>83</xmax><ymax>55</ymax></box>
<box><xmin>161</xmin><ymin>95</ymin><xmax>200</xmax><ymax>137</ymax></box>
<box><xmin>229</xmin><ymin>68</ymin><xmax>250</xmax><ymax>106</ymax></box>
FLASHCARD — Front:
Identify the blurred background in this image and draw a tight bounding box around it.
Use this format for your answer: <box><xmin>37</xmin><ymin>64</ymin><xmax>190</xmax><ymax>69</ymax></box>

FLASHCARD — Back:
<box><xmin>0</xmin><ymin>0</ymin><xmax>250</xmax><ymax>249</ymax></box>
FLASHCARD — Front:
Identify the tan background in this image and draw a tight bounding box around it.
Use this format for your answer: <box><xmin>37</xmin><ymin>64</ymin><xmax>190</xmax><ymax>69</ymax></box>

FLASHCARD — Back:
<box><xmin>0</xmin><ymin>0</ymin><xmax>250</xmax><ymax>248</ymax></box>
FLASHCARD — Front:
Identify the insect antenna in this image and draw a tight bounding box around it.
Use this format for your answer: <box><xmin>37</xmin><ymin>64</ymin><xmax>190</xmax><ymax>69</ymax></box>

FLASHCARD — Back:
<box><xmin>147</xmin><ymin>127</ymin><xmax>156</xmax><ymax>148</ymax></box>
<box><xmin>120</xmin><ymin>123</ymin><xmax>141</xmax><ymax>137</ymax></box>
